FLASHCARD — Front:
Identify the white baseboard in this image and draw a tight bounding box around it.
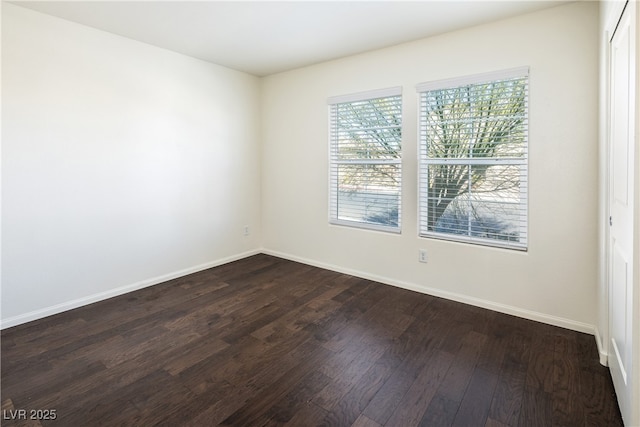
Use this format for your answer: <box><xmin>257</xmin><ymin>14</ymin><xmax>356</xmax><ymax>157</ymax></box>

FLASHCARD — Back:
<box><xmin>594</xmin><ymin>327</ymin><xmax>609</xmax><ymax>366</ymax></box>
<box><xmin>262</xmin><ymin>249</ymin><xmax>596</xmax><ymax>335</ymax></box>
<box><xmin>2</xmin><ymin>247</ymin><xmax>597</xmax><ymax>337</ymax></box>
<box><xmin>0</xmin><ymin>249</ymin><xmax>261</xmax><ymax>330</ymax></box>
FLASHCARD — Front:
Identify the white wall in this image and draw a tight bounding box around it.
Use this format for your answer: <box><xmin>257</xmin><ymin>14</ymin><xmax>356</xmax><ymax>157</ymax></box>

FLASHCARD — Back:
<box><xmin>261</xmin><ymin>2</ymin><xmax>600</xmax><ymax>332</ymax></box>
<box><xmin>1</xmin><ymin>4</ymin><xmax>262</xmax><ymax>327</ymax></box>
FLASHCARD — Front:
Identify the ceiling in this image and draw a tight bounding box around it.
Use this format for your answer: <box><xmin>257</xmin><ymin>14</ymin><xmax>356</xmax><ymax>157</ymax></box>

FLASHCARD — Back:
<box><xmin>10</xmin><ymin>1</ymin><xmax>571</xmax><ymax>76</ymax></box>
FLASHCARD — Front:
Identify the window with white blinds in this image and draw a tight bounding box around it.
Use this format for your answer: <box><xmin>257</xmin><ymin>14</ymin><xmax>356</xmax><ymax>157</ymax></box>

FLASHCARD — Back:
<box><xmin>417</xmin><ymin>68</ymin><xmax>528</xmax><ymax>250</ymax></box>
<box><xmin>328</xmin><ymin>87</ymin><xmax>402</xmax><ymax>232</ymax></box>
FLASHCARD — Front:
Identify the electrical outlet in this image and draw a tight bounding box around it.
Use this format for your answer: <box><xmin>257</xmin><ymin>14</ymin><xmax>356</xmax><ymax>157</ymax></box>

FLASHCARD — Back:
<box><xmin>243</xmin><ymin>225</ymin><xmax>250</xmax><ymax>236</ymax></box>
<box><xmin>418</xmin><ymin>249</ymin><xmax>428</xmax><ymax>263</ymax></box>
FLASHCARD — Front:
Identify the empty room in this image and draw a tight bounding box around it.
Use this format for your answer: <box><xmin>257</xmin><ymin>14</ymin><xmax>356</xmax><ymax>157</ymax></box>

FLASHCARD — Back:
<box><xmin>2</xmin><ymin>0</ymin><xmax>639</xmax><ymax>426</ymax></box>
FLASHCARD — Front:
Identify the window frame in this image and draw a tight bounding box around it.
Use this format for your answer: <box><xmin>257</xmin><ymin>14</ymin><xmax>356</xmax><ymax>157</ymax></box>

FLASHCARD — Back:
<box><xmin>416</xmin><ymin>67</ymin><xmax>529</xmax><ymax>250</ymax></box>
<box><xmin>328</xmin><ymin>87</ymin><xmax>403</xmax><ymax>233</ymax></box>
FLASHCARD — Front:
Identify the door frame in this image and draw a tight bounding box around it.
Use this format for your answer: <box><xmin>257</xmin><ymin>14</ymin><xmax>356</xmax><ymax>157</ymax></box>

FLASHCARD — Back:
<box><xmin>603</xmin><ymin>0</ymin><xmax>639</xmax><ymax>424</ymax></box>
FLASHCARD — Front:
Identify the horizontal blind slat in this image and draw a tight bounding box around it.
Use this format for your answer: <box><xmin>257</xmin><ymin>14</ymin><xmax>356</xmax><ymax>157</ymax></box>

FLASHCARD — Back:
<box><xmin>328</xmin><ymin>86</ymin><xmax>402</xmax><ymax>105</ymax></box>
<box><xmin>416</xmin><ymin>67</ymin><xmax>529</xmax><ymax>92</ymax></box>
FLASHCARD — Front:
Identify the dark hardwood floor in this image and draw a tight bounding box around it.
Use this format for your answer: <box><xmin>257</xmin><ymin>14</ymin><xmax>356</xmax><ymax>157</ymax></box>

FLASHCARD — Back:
<box><xmin>1</xmin><ymin>254</ymin><xmax>622</xmax><ymax>426</ymax></box>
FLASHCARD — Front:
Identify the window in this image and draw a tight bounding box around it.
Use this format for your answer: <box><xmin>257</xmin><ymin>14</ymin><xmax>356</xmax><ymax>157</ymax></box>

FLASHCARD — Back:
<box><xmin>417</xmin><ymin>68</ymin><xmax>528</xmax><ymax>250</ymax></box>
<box><xmin>328</xmin><ymin>87</ymin><xmax>402</xmax><ymax>232</ymax></box>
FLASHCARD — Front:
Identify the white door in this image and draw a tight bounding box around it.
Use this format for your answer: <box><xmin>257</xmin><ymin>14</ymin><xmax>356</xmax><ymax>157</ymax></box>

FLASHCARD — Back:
<box><xmin>609</xmin><ymin>1</ymin><xmax>636</xmax><ymax>424</ymax></box>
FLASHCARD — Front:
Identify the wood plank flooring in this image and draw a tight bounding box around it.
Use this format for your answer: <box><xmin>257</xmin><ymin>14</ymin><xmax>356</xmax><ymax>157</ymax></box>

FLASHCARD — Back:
<box><xmin>1</xmin><ymin>254</ymin><xmax>622</xmax><ymax>426</ymax></box>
